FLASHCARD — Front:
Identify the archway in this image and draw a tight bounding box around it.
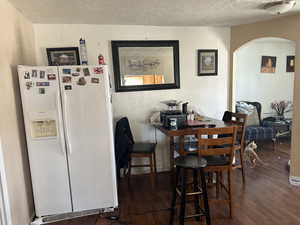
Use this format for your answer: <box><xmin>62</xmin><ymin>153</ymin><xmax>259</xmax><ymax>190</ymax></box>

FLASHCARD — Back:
<box><xmin>232</xmin><ymin>37</ymin><xmax>296</xmax><ymax>112</ymax></box>
<box><xmin>232</xmin><ymin>37</ymin><xmax>296</xmax><ymax>173</ymax></box>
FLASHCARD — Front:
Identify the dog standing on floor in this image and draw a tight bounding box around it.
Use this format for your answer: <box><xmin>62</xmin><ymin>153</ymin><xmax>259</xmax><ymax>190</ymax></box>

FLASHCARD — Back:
<box><xmin>243</xmin><ymin>141</ymin><xmax>266</xmax><ymax>168</ymax></box>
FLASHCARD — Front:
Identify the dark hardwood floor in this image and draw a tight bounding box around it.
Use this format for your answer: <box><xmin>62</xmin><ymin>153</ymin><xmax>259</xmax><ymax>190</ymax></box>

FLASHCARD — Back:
<box><xmin>49</xmin><ymin>139</ymin><xmax>300</xmax><ymax>225</ymax></box>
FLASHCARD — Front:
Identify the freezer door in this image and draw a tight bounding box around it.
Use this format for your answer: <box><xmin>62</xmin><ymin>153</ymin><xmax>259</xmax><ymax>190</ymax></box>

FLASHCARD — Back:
<box><xmin>59</xmin><ymin>66</ymin><xmax>118</xmax><ymax>212</ymax></box>
<box><xmin>18</xmin><ymin>66</ymin><xmax>72</xmax><ymax>216</ymax></box>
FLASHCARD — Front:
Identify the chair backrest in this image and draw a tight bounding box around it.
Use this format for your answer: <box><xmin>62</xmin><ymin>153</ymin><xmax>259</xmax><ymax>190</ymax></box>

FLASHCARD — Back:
<box><xmin>243</xmin><ymin>101</ymin><xmax>262</xmax><ymax>125</ymax></box>
<box><xmin>115</xmin><ymin>117</ymin><xmax>134</xmax><ymax>144</ymax></box>
<box><xmin>114</xmin><ymin>117</ymin><xmax>134</xmax><ymax>178</ymax></box>
<box><xmin>195</xmin><ymin>127</ymin><xmax>238</xmax><ymax>165</ymax></box>
<box><xmin>222</xmin><ymin>111</ymin><xmax>247</xmax><ymax>146</ymax></box>
<box><xmin>231</xmin><ymin>113</ymin><xmax>247</xmax><ymax>146</ymax></box>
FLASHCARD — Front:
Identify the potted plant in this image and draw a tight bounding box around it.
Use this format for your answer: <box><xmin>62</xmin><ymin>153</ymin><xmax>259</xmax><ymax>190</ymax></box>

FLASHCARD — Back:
<box><xmin>270</xmin><ymin>100</ymin><xmax>293</xmax><ymax>120</ymax></box>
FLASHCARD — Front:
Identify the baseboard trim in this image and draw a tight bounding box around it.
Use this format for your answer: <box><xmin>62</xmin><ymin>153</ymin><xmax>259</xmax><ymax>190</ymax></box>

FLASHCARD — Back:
<box><xmin>289</xmin><ymin>176</ymin><xmax>300</xmax><ymax>186</ymax></box>
<box><xmin>30</xmin><ymin>208</ymin><xmax>115</xmax><ymax>225</ymax></box>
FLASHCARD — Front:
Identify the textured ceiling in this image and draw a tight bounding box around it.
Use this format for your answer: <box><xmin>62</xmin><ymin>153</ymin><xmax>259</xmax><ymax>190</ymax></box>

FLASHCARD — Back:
<box><xmin>9</xmin><ymin>0</ymin><xmax>300</xmax><ymax>26</ymax></box>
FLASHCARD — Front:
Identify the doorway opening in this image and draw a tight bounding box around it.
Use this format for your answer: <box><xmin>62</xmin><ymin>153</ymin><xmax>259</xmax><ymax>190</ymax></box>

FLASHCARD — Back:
<box><xmin>232</xmin><ymin>37</ymin><xmax>295</xmax><ymax>156</ymax></box>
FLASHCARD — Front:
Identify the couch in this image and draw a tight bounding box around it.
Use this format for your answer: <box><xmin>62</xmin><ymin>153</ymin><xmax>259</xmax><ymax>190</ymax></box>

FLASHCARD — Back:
<box><xmin>238</xmin><ymin>101</ymin><xmax>276</xmax><ymax>145</ymax></box>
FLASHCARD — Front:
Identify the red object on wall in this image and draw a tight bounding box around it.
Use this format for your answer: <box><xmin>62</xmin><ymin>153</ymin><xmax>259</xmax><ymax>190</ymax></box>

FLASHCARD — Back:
<box><xmin>98</xmin><ymin>54</ymin><xmax>105</xmax><ymax>65</ymax></box>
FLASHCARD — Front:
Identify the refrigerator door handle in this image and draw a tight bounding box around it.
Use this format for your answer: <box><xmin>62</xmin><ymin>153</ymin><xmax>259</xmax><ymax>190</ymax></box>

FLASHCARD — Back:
<box><xmin>56</xmin><ymin>92</ymin><xmax>66</xmax><ymax>156</ymax></box>
<box><xmin>63</xmin><ymin>93</ymin><xmax>72</xmax><ymax>155</ymax></box>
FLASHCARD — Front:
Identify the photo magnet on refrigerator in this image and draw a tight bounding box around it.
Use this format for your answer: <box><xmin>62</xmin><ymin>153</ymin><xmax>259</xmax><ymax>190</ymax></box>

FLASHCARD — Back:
<box><xmin>32</xmin><ymin>70</ymin><xmax>38</xmax><ymax>78</ymax></box>
<box><xmin>24</xmin><ymin>72</ymin><xmax>30</xmax><ymax>79</ymax></box>
<box><xmin>39</xmin><ymin>88</ymin><xmax>45</xmax><ymax>94</ymax></box>
<box><xmin>26</xmin><ymin>81</ymin><xmax>33</xmax><ymax>90</ymax></box>
<box><xmin>77</xmin><ymin>77</ymin><xmax>86</xmax><ymax>86</ymax></box>
<box><xmin>62</xmin><ymin>76</ymin><xmax>72</xmax><ymax>83</ymax></box>
<box><xmin>83</xmin><ymin>68</ymin><xmax>90</xmax><ymax>76</ymax></box>
<box><xmin>40</xmin><ymin>71</ymin><xmax>46</xmax><ymax>79</ymax></box>
<box><xmin>91</xmin><ymin>78</ymin><xmax>99</xmax><ymax>84</ymax></box>
<box><xmin>36</xmin><ymin>82</ymin><xmax>50</xmax><ymax>87</ymax></box>
<box><xmin>47</xmin><ymin>74</ymin><xmax>56</xmax><ymax>80</ymax></box>
<box><xmin>63</xmin><ymin>69</ymin><xmax>71</xmax><ymax>74</ymax></box>
<box><xmin>64</xmin><ymin>85</ymin><xmax>72</xmax><ymax>90</ymax></box>
<box><xmin>72</xmin><ymin>72</ymin><xmax>80</xmax><ymax>77</ymax></box>
<box><xmin>94</xmin><ymin>67</ymin><xmax>103</xmax><ymax>74</ymax></box>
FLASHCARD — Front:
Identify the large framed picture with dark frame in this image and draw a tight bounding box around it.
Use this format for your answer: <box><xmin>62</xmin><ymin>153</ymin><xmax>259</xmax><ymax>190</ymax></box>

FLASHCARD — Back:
<box><xmin>111</xmin><ymin>40</ymin><xmax>180</xmax><ymax>92</ymax></box>
<box><xmin>197</xmin><ymin>49</ymin><xmax>218</xmax><ymax>76</ymax></box>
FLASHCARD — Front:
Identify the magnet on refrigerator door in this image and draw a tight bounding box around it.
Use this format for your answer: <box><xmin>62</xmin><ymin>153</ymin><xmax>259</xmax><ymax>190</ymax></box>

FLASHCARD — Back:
<box><xmin>24</xmin><ymin>72</ymin><xmax>30</xmax><ymax>79</ymax></box>
<box><xmin>39</xmin><ymin>88</ymin><xmax>45</xmax><ymax>94</ymax></box>
<box><xmin>94</xmin><ymin>67</ymin><xmax>103</xmax><ymax>74</ymax></box>
<box><xmin>36</xmin><ymin>82</ymin><xmax>50</xmax><ymax>87</ymax></box>
<box><xmin>62</xmin><ymin>76</ymin><xmax>72</xmax><ymax>83</ymax></box>
<box><xmin>40</xmin><ymin>71</ymin><xmax>46</xmax><ymax>79</ymax></box>
<box><xmin>64</xmin><ymin>85</ymin><xmax>72</xmax><ymax>90</ymax></box>
<box><xmin>72</xmin><ymin>72</ymin><xmax>80</xmax><ymax>77</ymax></box>
<box><xmin>77</xmin><ymin>77</ymin><xmax>86</xmax><ymax>86</ymax></box>
<box><xmin>32</xmin><ymin>70</ymin><xmax>38</xmax><ymax>78</ymax></box>
<box><xmin>91</xmin><ymin>78</ymin><xmax>99</xmax><ymax>84</ymax></box>
<box><xmin>47</xmin><ymin>74</ymin><xmax>56</xmax><ymax>80</ymax></box>
<box><xmin>26</xmin><ymin>81</ymin><xmax>33</xmax><ymax>90</ymax></box>
<box><xmin>63</xmin><ymin>69</ymin><xmax>71</xmax><ymax>74</ymax></box>
<box><xmin>83</xmin><ymin>68</ymin><xmax>90</xmax><ymax>76</ymax></box>
<box><xmin>76</xmin><ymin>68</ymin><xmax>81</xmax><ymax>72</ymax></box>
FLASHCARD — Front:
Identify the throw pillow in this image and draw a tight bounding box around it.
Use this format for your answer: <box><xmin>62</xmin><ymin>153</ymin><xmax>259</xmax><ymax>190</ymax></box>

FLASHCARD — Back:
<box><xmin>236</xmin><ymin>101</ymin><xmax>260</xmax><ymax>126</ymax></box>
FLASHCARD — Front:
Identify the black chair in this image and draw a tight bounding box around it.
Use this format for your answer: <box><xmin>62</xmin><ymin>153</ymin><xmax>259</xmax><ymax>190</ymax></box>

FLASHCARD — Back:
<box><xmin>115</xmin><ymin>117</ymin><xmax>157</xmax><ymax>180</ymax></box>
<box><xmin>237</xmin><ymin>101</ymin><xmax>276</xmax><ymax>148</ymax></box>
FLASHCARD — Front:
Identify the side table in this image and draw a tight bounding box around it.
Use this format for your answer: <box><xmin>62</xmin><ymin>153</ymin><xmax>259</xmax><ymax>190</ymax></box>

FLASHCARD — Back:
<box><xmin>263</xmin><ymin>119</ymin><xmax>292</xmax><ymax>140</ymax></box>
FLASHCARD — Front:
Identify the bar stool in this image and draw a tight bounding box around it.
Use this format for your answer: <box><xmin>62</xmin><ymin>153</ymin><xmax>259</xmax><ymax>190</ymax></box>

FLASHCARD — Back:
<box><xmin>169</xmin><ymin>155</ymin><xmax>211</xmax><ymax>225</ymax></box>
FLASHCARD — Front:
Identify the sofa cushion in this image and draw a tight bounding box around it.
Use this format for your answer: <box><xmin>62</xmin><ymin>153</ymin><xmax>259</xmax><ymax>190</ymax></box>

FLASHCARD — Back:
<box><xmin>246</xmin><ymin>108</ymin><xmax>260</xmax><ymax>126</ymax></box>
<box><xmin>245</xmin><ymin>126</ymin><xmax>275</xmax><ymax>141</ymax></box>
<box><xmin>236</xmin><ymin>101</ymin><xmax>260</xmax><ymax>126</ymax></box>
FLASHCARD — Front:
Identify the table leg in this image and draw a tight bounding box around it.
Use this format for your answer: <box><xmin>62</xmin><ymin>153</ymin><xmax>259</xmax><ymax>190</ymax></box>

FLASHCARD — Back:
<box><xmin>179</xmin><ymin>135</ymin><xmax>185</xmax><ymax>156</ymax></box>
<box><xmin>170</xmin><ymin>136</ymin><xmax>175</xmax><ymax>171</ymax></box>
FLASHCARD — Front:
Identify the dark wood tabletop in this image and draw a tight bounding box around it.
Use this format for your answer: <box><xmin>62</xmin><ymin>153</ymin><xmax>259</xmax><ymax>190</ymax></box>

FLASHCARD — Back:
<box><xmin>154</xmin><ymin>117</ymin><xmax>232</xmax><ymax>137</ymax></box>
<box><xmin>154</xmin><ymin>117</ymin><xmax>234</xmax><ymax>170</ymax></box>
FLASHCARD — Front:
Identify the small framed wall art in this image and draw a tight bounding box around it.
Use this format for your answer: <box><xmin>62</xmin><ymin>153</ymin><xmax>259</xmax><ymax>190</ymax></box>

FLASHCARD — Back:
<box><xmin>197</xmin><ymin>49</ymin><xmax>218</xmax><ymax>76</ymax></box>
<box><xmin>286</xmin><ymin>55</ymin><xmax>295</xmax><ymax>72</ymax></box>
<box><xmin>46</xmin><ymin>47</ymin><xmax>80</xmax><ymax>66</ymax></box>
<box><xmin>261</xmin><ymin>56</ymin><xmax>276</xmax><ymax>73</ymax></box>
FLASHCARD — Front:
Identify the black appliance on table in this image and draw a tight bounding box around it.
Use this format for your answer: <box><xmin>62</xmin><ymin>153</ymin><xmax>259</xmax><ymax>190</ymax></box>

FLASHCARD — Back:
<box><xmin>160</xmin><ymin>100</ymin><xmax>187</xmax><ymax>130</ymax></box>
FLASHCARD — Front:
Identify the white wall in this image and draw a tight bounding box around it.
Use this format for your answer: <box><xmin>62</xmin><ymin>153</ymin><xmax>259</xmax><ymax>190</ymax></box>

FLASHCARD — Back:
<box><xmin>235</xmin><ymin>39</ymin><xmax>295</xmax><ymax>117</ymax></box>
<box><xmin>0</xmin><ymin>0</ymin><xmax>36</xmax><ymax>224</ymax></box>
<box><xmin>33</xmin><ymin>24</ymin><xmax>230</xmax><ymax>171</ymax></box>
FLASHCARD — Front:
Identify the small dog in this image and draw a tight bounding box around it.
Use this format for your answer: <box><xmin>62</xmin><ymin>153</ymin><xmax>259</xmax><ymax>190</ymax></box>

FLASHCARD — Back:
<box><xmin>243</xmin><ymin>141</ymin><xmax>266</xmax><ymax>168</ymax></box>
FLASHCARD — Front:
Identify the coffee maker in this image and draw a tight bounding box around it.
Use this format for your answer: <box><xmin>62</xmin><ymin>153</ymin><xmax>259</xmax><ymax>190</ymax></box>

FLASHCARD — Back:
<box><xmin>160</xmin><ymin>100</ymin><xmax>187</xmax><ymax>129</ymax></box>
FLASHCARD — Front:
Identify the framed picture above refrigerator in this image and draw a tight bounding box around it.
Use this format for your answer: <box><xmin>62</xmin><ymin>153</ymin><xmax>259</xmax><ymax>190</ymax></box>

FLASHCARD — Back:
<box><xmin>46</xmin><ymin>47</ymin><xmax>80</xmax><ymax>66</ymax></box>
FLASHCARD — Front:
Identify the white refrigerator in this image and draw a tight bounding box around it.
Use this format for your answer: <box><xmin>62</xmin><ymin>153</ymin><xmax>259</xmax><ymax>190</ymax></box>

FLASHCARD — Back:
<box><xmin>18</xmin><ymin>65</ymin><xmax>118</xmax><ymax>218</ymax></box>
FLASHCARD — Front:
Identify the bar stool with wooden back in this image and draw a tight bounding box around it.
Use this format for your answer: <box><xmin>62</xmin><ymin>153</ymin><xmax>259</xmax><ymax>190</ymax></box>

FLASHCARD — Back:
<box><xmin>199</xmin><ymin>126</ymin><xmax>238</xmax><ymax>218</ymax></box>
<box><xmin>169</xmin><ymin>126</ymin><xmax>238</xmax><ymax>224</ymax></box>
<box><xmin>222</xmin><ymin>112</ymin><xmax>248</xmax><ymax>184</ymax></box>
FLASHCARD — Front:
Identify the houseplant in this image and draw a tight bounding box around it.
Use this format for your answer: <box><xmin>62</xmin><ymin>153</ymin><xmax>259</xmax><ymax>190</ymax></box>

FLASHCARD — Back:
<box><xmin>270</xmin><ymin>100</ymin><xmax>293</xmax><ymax>120</ymax></box>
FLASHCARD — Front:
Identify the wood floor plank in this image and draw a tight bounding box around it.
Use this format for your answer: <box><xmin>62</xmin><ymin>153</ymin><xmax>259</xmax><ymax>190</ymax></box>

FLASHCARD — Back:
<box><xmin>47</xmin><ymin>140</ymin><xmax>299</xmax><ymax>225</ymax></box>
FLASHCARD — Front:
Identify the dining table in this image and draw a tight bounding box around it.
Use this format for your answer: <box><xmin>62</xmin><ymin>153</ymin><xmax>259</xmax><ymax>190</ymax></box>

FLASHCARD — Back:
<box><xmin>154</xmin><ymin>117</ymin><xmax>234</xmax><ymax>170</ymax></box>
